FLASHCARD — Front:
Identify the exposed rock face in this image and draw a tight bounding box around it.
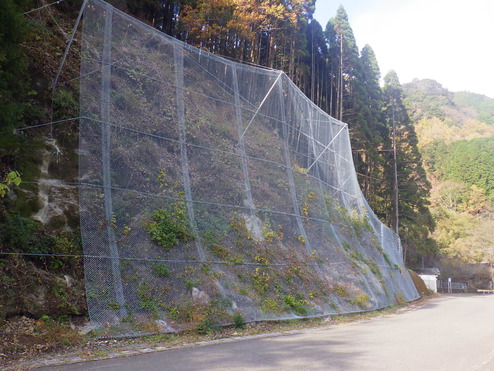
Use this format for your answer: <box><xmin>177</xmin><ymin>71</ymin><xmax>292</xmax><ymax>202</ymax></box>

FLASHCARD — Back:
<box><xmin>155</xmin><ymin>319</ymin><xmax>175</xmax><ymax>333</ymax></box>
<box><xmin>242</xmin><ymin>212</ymin><xmax>263</xmax><ymax>241</ymax></box>
<box><xmin>191</xmin><ymin>287</ymin><xmax>210</xmax><ymax>306</ymax></box>
<box><xmin>32</xmin><ymin>138</ymin><xmax>79</xmax><ymax>230</ymax></box>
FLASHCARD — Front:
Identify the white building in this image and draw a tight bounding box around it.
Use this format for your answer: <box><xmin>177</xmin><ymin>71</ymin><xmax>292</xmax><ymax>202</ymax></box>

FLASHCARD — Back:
<box><xmin>416</xmin><ymin>268</ymin><xmax>440</xmax><ymax>293</ymax></box>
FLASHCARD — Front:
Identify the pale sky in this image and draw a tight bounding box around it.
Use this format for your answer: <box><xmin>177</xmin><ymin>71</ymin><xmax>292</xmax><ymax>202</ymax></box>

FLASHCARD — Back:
<box><xmin>313</xmin><ymin>0</ymin><xmax>494</xmax><ymax>98</ymax></box>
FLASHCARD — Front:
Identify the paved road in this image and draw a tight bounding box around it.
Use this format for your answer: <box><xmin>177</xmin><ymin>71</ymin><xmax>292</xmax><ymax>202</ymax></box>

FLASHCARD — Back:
<box><xmin>39</xmin><ymin>295</ymin><xmax>494</xmax><ymax>370</ymax></box>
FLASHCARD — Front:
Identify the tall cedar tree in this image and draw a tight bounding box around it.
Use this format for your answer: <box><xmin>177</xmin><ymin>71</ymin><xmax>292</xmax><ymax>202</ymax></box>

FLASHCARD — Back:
<box><xmin>326</xmin><ymin>8</ymin><xmax>391</xmax><ymax>220</ymax></box>
<box><xmin>358</xmin><ymin>45</ymin><xmax>391</xmax><ymax>219</ymax></box>
<box><xmin>305</xmin><ymin>20</ymin><xmax>328</xmax><ymax>109</ymax></box>
<box><xmin>113</xmin><ymin>0</ymin><xmax>191</xmax><ymax>34</ymax></box>
<box><xmin>326</xmin><ymin>7</ymin><xmax>372</xmax><ymax>154</ymax></box>
<box><xmin>383</xmin><ymin>70</ymin><xmax>437</xmax><ymax>267</ymax></box>
<box><xmin>326</xmin><ymin>7</ymin><xmax>364</xmax><ymax>129</ymax></box>
<box><xmin>324</xmin><ymin>17</ymin><xmax>338</xmax><ymax>118</ymax></box>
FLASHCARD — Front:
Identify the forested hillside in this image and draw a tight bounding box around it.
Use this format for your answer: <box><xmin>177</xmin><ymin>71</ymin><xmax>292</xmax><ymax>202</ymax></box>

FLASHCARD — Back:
<box><xmin>454</xmin><ymin>91</ymin><xmax>494</xmax><ymax>126</ymax></box>
<box><xmin>403</xmin><ymin>80</ymin><xmax>494</xmax><ymax>267</ymax></box>
<box><xmin>4</xmin><ymin>0</ymin><xmax>491</xmax><ymax>326</ymax></box>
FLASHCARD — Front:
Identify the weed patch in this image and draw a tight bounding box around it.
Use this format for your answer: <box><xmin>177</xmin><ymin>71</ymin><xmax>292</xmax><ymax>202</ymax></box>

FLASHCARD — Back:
<box><xmin>146</xmin><ymin>201</ymin><xmax>193</xmax><ymax>249</ymax></box>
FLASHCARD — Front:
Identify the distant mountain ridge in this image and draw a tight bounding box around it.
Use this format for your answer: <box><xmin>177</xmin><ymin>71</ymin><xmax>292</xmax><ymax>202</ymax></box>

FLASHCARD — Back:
<box><xmin>403</xmin><ymin>79</ymin><xmax>494</xmax><ymax>147</ymax></box>
<box><xmin>454</xmin><ymin>91</ymin><xmax>494</xmax><ymax>125</ymax></box>
<box><xmin>402</xmin><ymin>77</ymin><xmax>494</xmax><ymax>196</ymax></box>
<box><xmin>403</xmin><ymin>78</ymin><xmax>494</xmax><ymax>127</ymax></box>
<box><xmin>402</xmin><ymin>78</ymin><xmax>494</xmax><ymax>269</ymax></box>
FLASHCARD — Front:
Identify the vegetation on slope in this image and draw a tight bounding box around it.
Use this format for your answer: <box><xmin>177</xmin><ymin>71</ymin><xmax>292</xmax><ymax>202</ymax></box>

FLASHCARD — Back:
<box><xmin>403</xmin><ymin>80</ymin><xmax>494</xmax><ymax>266</ymax></box>
<box><xmin>0</xmin><ymin>0</ymin><xmax>84</xmax><ymax>320</ymax></box>
<box><xmin>78</xmin><ymin>1</ymin><xmax>413</xmax><ymax>329</ymax></box>
<box><xmin>426</xmin><ymin>138</ymin><xmax>494</xmax><ymax>196</ymax></box>
<box><xmin>454</xmin><ymin>91</ymin><xmax>494</xmax><ymax>125</ymax></box>
<box><xmin>0</xmin><ymin>0</ymin><xmax>437</xmax><ymax>326</ymax></box>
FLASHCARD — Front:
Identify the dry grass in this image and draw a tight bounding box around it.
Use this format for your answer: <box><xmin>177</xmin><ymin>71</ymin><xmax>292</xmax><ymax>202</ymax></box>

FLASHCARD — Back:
<box><xmin>1</xmin><ymin>298</ymin><xmax>432</xmax><ymax>369</ymax></box>
<box><xmin>408</xmin><ymin>269</ymin><xmax>431</xmax><ymax>296</ymax></box>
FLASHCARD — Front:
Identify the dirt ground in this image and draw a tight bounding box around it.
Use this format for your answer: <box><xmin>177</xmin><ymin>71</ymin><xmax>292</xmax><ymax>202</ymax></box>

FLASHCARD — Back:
<box><xmin>0</xmin><ymin>299</ymin><xmax>429</xmax><ymax>370</ymax></box>
<box><xmin>0</xmin><ymin>316</ymin><xmax>87</xmax><ymax>369</ymax></box>
<box><xmin>0</xmin><ymin>314</ymin><xmax>292</xmax><ymax>370</ymax></box>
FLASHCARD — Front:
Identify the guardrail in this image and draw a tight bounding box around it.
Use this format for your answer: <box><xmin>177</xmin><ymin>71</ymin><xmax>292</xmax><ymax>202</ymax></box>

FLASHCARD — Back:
<box><xmin>437</xmin><ymin>280</ymin><xmax>468</xmax><ymax>293</ymax></box>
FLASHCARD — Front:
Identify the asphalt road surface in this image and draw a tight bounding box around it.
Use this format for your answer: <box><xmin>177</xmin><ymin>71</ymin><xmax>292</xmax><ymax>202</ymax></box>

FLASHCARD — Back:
<box><xmin>38</xmin><ymin>294</ymin><xmax>494</xmax><ymax>371</ymax></box>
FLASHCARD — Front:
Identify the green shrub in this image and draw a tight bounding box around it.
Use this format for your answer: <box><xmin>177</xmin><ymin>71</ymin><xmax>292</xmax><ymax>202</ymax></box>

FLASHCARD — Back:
<box><xmin>185</xmin><ymin>278</ymin><xmax>198</xmax><ymax>291</ymax></box>
<box><xmin>333</xmin><ymin>284</ymin><xmax>348</xmax><ymax>297</ymax></box>
<box><xmin>232</xmin><ymin>312</ymin><xmax>245</xmax><ymax>329</ymax></box>
<box><xmin>364</xmin><ymin>259</ymin><xmax>381</xmax><ymax>278</ymax></box>
<box><xmin>152</xmin><ymin>262</ymin><xmax>171</xmax><ymax>278</ymax></box>
<box><xmin>342</xmin><ymin>241</ymin><xmax>352</xmax><ymax>251</ymax></box>
<box><xmin>201</xmin><ymin>262</ymin><xmax>212</xmax><ymax>274</ymax></box>
<box><xmin>251</xmin><ymin>267</ymin><xmax>271</xmax><ymax>295</ymax></box>
<box><xmin>146</xmin><ymin>207</ymin><xmax>193</xmax><ymax>249</ymax></box>
<box><xmin>137</xmin><ymin>282</ymin><xmax>159</xmax><ymax>318</ymax></box>
<box><xmin>197</xmin><ymin>318</ymin><xmax>220</xmax><ymax>334</ymax></box>
<box><xmin>201</xmin><ymin>230</ymin><xmax>218</xmax><ymax>244</ymax></box>
<box><xmin>0</xmin><ymin>171</ymin><xmax>21</xmax><ymax>198</ymax></box>
<box><xmin>261</xmin><ymin>297</ymin><xmax>283</xmax><ymax>313</ymax></box>
<box><xmin>2</xmin><ymin>213</ymin><xmax>53</xmax><ymax>255</ymax></box>
<box><xmin>350</xmin><ymin>294</ymin><xmax>370</xmax><ymax>308</ymax></box>
<box><xmin>1</xmin><ymin>214</ymin><xmax>82</xmax><ymax>273</ymax></box>
<box><xmin>350</xmin><ymin>214</ymin><xmax>371</xmax><ymax>236</ymax></box>
<box><xmin>210</xmin><ymin>243</ymin><xmax>230</xmax><ymax>260</ymax></box>
<box><xmin>383</xmin><ymin>252</ymin><xmax>392</xmax><ymax>266</ymax></box>
<box><xmin>53</xmin><ymin>89</ymin><xmax>78</xmax><ymax>117</ymax></box>
<box><xmin>0</xmin><ymin>214</ymin><xmax>83</xmax><ymax>281</ymax></box>
<box><xmin>284</xmin><ymin>294</ymin><xmax>308</xmax><ymax>316</ymax></box>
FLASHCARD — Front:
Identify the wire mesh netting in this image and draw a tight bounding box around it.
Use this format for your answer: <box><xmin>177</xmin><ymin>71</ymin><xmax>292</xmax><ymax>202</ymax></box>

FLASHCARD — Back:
<box><xmin>79</xmin><ymin>0</ymin><xmax>418</xmax><ymax>334</ymax></box>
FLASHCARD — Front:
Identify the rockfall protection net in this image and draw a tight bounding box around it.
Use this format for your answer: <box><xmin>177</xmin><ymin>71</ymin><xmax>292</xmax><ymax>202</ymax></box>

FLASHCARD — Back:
<box><xmin>79</xmin><ymin>0</ymin><xmax>419</xmax><ymax>332</ymax></box>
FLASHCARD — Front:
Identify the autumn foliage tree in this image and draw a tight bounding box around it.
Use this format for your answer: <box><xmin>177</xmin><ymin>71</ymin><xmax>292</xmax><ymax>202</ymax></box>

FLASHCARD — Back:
<box><xmin>179</xmin><ymin>0</ymin><xmax>314</xmax><ymax>78</ymax></box>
